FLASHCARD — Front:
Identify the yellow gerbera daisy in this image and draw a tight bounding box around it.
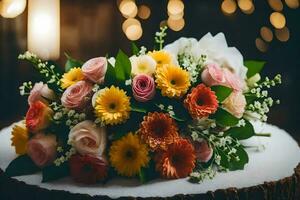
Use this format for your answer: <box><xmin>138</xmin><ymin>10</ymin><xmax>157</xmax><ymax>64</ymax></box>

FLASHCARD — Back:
<box><xmin>11</xmin><ymin>121</ymin><xmax>29</xmax><ymax>155</ymax></box>
<box><xmin>94</xmin><ymin>86</ymin><xmax>130</xmax><ymax>125</ymax></box>
<box><xmin>148</xmin><ymin>50</ymin><xmax>173</xmax><ymax>68</ymax></box>
<box><xmin>156</xmin><ymin>65</ymin><xmax>191</xmax><ymax>98</ymax></box>
<box><xmin>61</xmin><ymin>68</ymin><xmax>84</xmax><ymax>89</ymax></box>
<box><xmin>109</xmin><ymin>132</ymin><xmax>149</xmax><ymax>177</ymax></box>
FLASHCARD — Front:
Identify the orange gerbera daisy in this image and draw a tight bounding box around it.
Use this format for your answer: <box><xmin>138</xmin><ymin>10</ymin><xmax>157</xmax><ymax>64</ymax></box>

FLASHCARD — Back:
<box><xmin>184</xmin><ymin>84</ymin><xmax>218</xmax><ymax>119</ymax></box>
<box><xmin>155</xmin><ymin>138</ymin><xmax>196</xmax><ymax>179</ymax></box>
<box><xmin>139</xmin><ymin>112</ymin><xmax>179</xmax><ymax>150</ymax></box>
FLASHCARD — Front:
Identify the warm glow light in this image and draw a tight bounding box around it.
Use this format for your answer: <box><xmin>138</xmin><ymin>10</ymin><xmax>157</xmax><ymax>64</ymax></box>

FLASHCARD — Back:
<box><xmin>167</xmin><ymin>17</ymin><xmax>185</xmax><ymax>31</ymax></box>
<box><xmin>241</xmin><ymin>3</ymin><xmax>255</xmax><ymax>14</ymax></box>
<box><xmin>270</xmin><ymin>12</ymin><xmax>286</xmax><ymax>29</ymax></box>
<box><xmin>138</xmin><ymin>5</ymin><xmax>151</xmax><ymax>20</ymax></box>
<box><xmin>238</xmin><ymin>0</ymin><xmax>253</xmax><ymax>12</ymax></box>
<box><xmin>267</xmin><ymin>0</ymin><xmax>283</xmax><ymax>11</ymax></box>
<box><xmin>125</xmin><ymin>24</ymin><xmax>143</xmax><ymax>41</ymax></box>
<box><xmin>160</xmin><ymin>20</ymin><xmax>167</xmax><ymax>27</ymax></box>
<box><xmin>122</xmin><ymin>18</ymin><xmax>140</xmax><ymax>33</ymax></box>
<box><xmin>255</xmin><ymin>38</ymin><xmax>268</xmax><ymax>52</ymax></box>
<box><xmin>0</xmin><ymin>0</ymin><xmax>27</xmax><ymax>18</ymax></box>
<box><xmin>275</xmin><ymin>26</ymin><xmax>290</xmax><ymax>42</ymax></box>
<box><xmin>260</xmin><ymin>26</ymin><xmax>273</xmax><ymax>42</ymax></box>
<box><xmin>221</xmin><ymin>0</ymin><xmax>237</xmax><ymax>15</ymax></box>
<box><xmin>168</xmin><ymin>10</ymin><xmax>184</xmax><ymax>20</ymax></box>
<box><xmin>167</xmin><ymin>0</ymin><xmax>184</xmax><ymax>16</ymax></box>
<box><xmin>285</xmin><ymin>0</ymin><xmax>299</xmax><ymax>8</ymax></box>
<box><xmin>119</xmin><ymin>0</ymin><xmax>138</xmax><ymax>18</ymax></box>
<box><xmin>28</xmin><ymin>0</ymin><xmax>60</xmax><ymax>60</ymax></box>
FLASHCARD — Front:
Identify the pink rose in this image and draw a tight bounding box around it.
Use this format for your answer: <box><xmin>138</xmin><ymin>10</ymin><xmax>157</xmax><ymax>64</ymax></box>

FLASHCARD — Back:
<box><xmin>26</xmin><ymin>101</ymin><xmax>54</xmax><ymax>133</ymax></box>
<box><xmin>27</xmin><ymin>133</ymin><xmax>57</xmax><ymax>167</ymax></box>
<box><xmin>61</xmin><ymin>81</ymin><xmax>93</xmax><ymax>110</ymax></box>
<box><xmin>28</xmin><ymin>82</ymin><xmax>55</xmax><ymax>105</ymax></box>
<box><xmin>82</xmin><ymin>57</ymin><xmax>107</xmax><ymax>84</ymax></box>
<box><xmin>194</xmin><ymin>140</ymin><xmax>213</xmax><ymax>163</ymax></box>
<box><xmin>201</xmin><ymin>64</ymin><xmax>245</xmax><ymax>91</ymax></box>
<box><xmin>132</xmin><ymin>74</ymin><xmax>156</xmax><ymax>102</ymax></box>
<box><xmin>68</xmin><ymin>121</ymin><xmax>107</xmax><ymax>156</ymax></box>
<box><xmin>223</xmin><ymin>91</ymin><xmax>246</xmax><ymax>118</ymax></box>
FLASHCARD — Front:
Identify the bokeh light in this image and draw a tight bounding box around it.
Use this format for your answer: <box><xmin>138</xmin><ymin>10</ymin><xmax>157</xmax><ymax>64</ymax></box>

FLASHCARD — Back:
<box><xmin>167</xmin><ymin>17</ymin><xmax>185</xmax><ymax>31</ymax></box>
<box><xmin>285</xmin><ymin>0</ymin><xmax>299</xmax><ymax>9</ymax></box>
<box><xmin>138</xmin><ymin>5</ymin><xmax>151</xmax><ymax>20</ymax></box>
<box><xmin>167</xmin><ymin>0</ymin><xmax>184</xmax><ymax>16</ymax></box>
<box><xmin>122</xmin><ymin>18</ymin><xmax>140</xmax><ymax>33</ymax></box>
<box><xmin>260</xmin><ymin>26</ymin><xmax>273</xmax><ymax>42</ymax></box>
<box><xmin>119</xmin><ymin>0</ymin><xmax>138</xmax><ymax>18</ymax></box>
<box><xmin>275</xmin><ymin>26</ymin><xmax>290</xmax><ymax>42</ymax></box>
<box><xmin>0</xmin><ymin>0</ymin><xmax>27</xmax><ymax>18</ymax></box>
<box><xmin>221</xmin><ymin>0</ymin><xmax>237</xmax><ymax>15</ymax></box>
<box><xmin>270</xmin><ymin>12</ymin><xmax>286</xmax><ymax>29</ymax></box>
<box><xmin>238</xmin><ymin>0</ymin><xmax>253</xmax><ymax>12</ymax></box>
<box><xmin>267</xmin><ymin>0</ymin><xmax>283</xmax><ymax>11</ymax></box>
<box><xmin>125</xmin><ymin>24</ymin><xmax>143</xmax><ymax>41</ymax></box>
<box><xmin>255</xmin><ymin>38</ymin><xmax>269</xmax><ymax>52</ymax></box>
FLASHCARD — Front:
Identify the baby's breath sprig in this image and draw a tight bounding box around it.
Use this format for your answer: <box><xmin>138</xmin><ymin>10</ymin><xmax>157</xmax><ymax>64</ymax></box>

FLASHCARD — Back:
<box><xmin>155</xmin><ymin>26</ymin><xmax>168</xmax><ymax>50</ymax></box>
<box><xmin>54</xmin><ymin>147</ymin><xmax>76</xmax><ymax>166</ymax></box>
<box><xmin>18</xmin><ymin>51</ymin><xmax>63</xmax><ymax>93</ymax></box>
<box><xmin>178</xmin><ymin>54</ymin><xmax>206</xmax><ymax>83</ymax></box>
<box><xmin>19</xmin><ymin>81</ymin><xmax>33</xmax><ymax>96</ymax></box>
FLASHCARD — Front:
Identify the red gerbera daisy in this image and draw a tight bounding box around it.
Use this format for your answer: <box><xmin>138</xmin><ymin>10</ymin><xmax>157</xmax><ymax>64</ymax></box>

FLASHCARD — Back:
<box><xmin>69</xmin><ymin>154</ymin><xmax>108</xmax><ymax>184</ymax></box>
<box><xmin>155</xmin><ymin>138</ymin><xmax>196</xmax><ymax>179</ymax></box>
<box><xmin>184</xmin><ymin>84</ymin><xmax>218</xmax><ymax>119</ymax></box>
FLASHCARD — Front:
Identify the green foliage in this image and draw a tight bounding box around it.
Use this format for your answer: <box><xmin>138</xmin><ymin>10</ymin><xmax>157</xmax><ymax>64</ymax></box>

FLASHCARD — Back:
<box><xmin>212</xmin><ymin>108</ymin><xmax>239</xmax><ymax>127</ymax></box>
<box><xmin>244</xmin><ymin>60</ymin><xmax>266</xmax><ymax>78</ymax></box>
<box><xmin>64</xmin><ymin>53</ymin><xmax>84</xmax><ymax>72</ymax></box>
<box><xmin>42</xmin><ymin>162</ymin><xmax>69</xmax><ymax>182</ymax></box>
<box><xmin>228</xmin><ymin>146</ymin><xmax>249</xmax><ymax>170</ymax></box>
<box><xmin>211</xmin><ymin>85</ymin><xmax>233</xmax><ymax>102</ymax></box>
<box><xmin>5</xmin><ymin>155</ymin><xmax>40</xmax><ymax>177</ymax></box>
<box><xmin>226</xmin><ymin>120</ymin><xmax>255</xmax><ymax>140</ymax></box>
<box><xmin>138</xmin><ymin>159</ymin><xmax>159</xmax><ymax>183</ymax></box>
<box><xmin>131</xmin><ymin>42</ymin><xmax>140</xmax><ymax>56</ymax></box>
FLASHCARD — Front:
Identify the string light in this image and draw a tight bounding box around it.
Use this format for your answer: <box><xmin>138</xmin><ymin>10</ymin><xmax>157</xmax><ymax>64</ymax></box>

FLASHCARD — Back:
<box><xmin>119</xmin><ymin>0</ymin><xmax>138</xmax><ymax>18</ymax></box>
<box><xmin>221</xmin><ymin>0</ymin><xmax>237</xmax><ymax>15</ymax></box>
<box><xmin>270</xmin><ymin>12</ymin><xmax>286</xmax><ymax>29</ymax></box>
<box><xmin>267</xmin><ymin>0</ymin><xmax>283</xmax><ymax>11</ymax></box>
<box><xmin>138</xmin><ymin>5</ymin><xmax>151</xmax><ymax>20</ymax></box>
<box><xmin>260</xmin><ymin>26</ymin><xmax>273</xmax><ymax>42</ymax></box>
<box><xmin>275</xmin><ymin>26</ymin><xmax>290</xmax><ymax>42</ymax></box>
<box><xmin>285</xmin><ymin>0</ymin><xmax>299</xmax><ymax>9</ymax></box>
<box><xmin>0</xmin><ymin>0</ymin><xmax>27</xmax><ymax>18</ymax></box>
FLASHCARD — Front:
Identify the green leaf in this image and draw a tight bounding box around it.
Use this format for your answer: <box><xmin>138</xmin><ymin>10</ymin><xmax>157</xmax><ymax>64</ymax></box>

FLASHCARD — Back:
<box><xmin>218</xmin><ymin>150</ymin><xmax>229</xmax><ymax>169</ymax></box>
<box><xmin>226</xmin><ymin>120</ymin><xmax>255</xmax><ymax>140</ymax></box>
<box><xmin>5</xmin><ymin>155</ymin><xmax>40</xmax><ymax>177</ymax></box>
<box><xmin>244</xmin><ymin>60</ymin><xmax>266</xmax><ymax>78</ymax></box>
<box><xmin>42</xmin><ymin>162</ymin><xmax>69</xmax><ymax>182</ymax></box>
<box><xmin>229</xmin><ymin>146</ymin><xmax>249</xmax><ymax>170</ymax></box>
<box><xmin>170</xmin><ymin>115</ymin><xmax>186</xmax><ymax>122</ymax></box>
<box><xmin>131</xmin><ymin>105</ymin><xmax>147</xmax><ymax>113</ymax></box>
<box><xmin>131</xmin><ymin>42</ymin><xmax>140</xmax><ymax>55</ymax></box>
<box><xmin>211</xmin><ymin>85</ymin><xmax>233</xmax><ymax>102</ymax></box>
<box><xmin>104</xmin><ymin>62</ymin><xmax>116</xmax><ymax>85</ymax></box>
<box><xmin>245</xmin><ymin>94</ymin><xmax>257</xmax><ymax>104</ymax></box>
<box><xmin>115</xmin><ymin>50</ymin><xmax>131</xmax><ymax>82</ymax></box>
<box><xmin>138</xmin><ymin>160</ymin><xmax>158</xmax><ymax>183</ymax></box>
<box><xmin>64</xmin><ymin>53</ymin><xmax>84</xmax><ymax>72</ymax></box>
<box><xmin>212</xmin><ymin>108</ymin><xmax>239</xmax><ymax>127</ymax></box>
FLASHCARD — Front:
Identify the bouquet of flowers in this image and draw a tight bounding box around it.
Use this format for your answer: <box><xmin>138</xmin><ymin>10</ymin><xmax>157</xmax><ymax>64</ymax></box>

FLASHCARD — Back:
<box><xmin>6</xmin><ymin>27</ymin><xmax>281</xmax><ymax>184</ymax></box>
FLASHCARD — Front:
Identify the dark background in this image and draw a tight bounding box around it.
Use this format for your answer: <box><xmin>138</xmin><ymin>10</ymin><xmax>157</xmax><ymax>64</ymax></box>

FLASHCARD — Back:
<box><xmin>0</xmin><ymin>0</ymin><xmax>299</xmax><ymax>142</ymax></box>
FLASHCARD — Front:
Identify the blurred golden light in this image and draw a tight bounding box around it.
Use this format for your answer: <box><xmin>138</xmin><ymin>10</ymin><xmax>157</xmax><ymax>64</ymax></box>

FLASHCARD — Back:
<box><xmin>119</xmin><ymin>0</ymin><xmax>138</xmax><ymax>18</ymax></box>
<box><xmin>260</xmin><ymin>26</ymin><xmax>273</xmax><ymax>42</ymax></box>
<box><xmin>238</xmin><ymin>0</ymin><xmax>253</xmax><ymax>12</ymax></box>
<box><xmin>0</xmin><ymin>0</ymin><xmax>27</xmax><ymax>18</ymax></box>
<box><xmin>168</xmin><ymin>10</ymin><xmax>184</xmax><ymax>20</ymax></box>
<box><xmin>267</xmin><ymin>0</ymin><xmax>283</xmax><ymax>11</ymax></box>
<box><xmin>167</xmin><ymin>0</ymin><xmax>184</xmax><ymax>16</ymax></box>
<box><xmin>270</xmin><ymin>12</ymin><xmax>286</xmax><ymax>29</ymax></box>
<box><xmin>255</xmin><ymin>38</ymin><xmax>269</xmax><ymax>52</ymax></box>
<box><xmin>241</xmin><ymin>2</ymin><xmax>255</xmax><ymax>14</ymax></box>
<box><xmin>125</xmin><ymin>24</ymin><xmax>143</xmax><ymax>41</ymax></box>
<box><xmin>160</xmin><ymin>20</ymin><xmax>167</xmax><ymax>27</ymax></box>
<box><xmin>221</xmin><ymin>0</ymin><xmax>237</xmax><ymax>15</ymax></box>
<box><xmin>275</xmin><ymin>26</ymin><xmax>290</xmax><ymax>42</ymax></box>
<box><xmin>167</xmin><ymin>17</ymin><xmax>185</xmax><ymax>31</ymax></box>
<box><xmin>122</xmin><ymin>18</ymin><xmax>140</xmax><ymax>33</ymax></box>
<box><xmin>285</xmin><ymin>0</ymin><xmax>299</xmax><ymax>8</ymax></box>
<box><xmin>138</xmin><ymin>5</ymin><xmax>151</xmax><ymax>20</ymax></box>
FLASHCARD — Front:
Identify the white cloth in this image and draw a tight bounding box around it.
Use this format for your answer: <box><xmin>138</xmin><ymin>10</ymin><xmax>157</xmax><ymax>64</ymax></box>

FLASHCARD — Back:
<box><xmin>0</xmin><ymin>122</ymin><xmax>299</xmax><ymax>199</ymax></box>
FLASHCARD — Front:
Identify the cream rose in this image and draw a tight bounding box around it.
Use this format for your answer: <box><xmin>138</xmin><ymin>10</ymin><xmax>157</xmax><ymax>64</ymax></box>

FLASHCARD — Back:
<box><xmin>130</xmin><ymin>55</ymin><xmax>156</xmax><ymax>76</ymax></box>
<box><xmin>68</xmin><ymin>121</ymin><xmax>107</xmax><ymax>156</ymax></box>
<box><xmin>28</xmin><ymin>82</ymin><xmax>55</xmax><ymax>105</ymax></box>
<box><xmin>223</xmin><ymin>92</ymin><xmax>247</xmax><ymax>118</ymax></box>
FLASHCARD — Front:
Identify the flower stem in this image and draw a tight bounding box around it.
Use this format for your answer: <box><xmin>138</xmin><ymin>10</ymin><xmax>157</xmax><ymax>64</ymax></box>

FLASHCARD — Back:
<box><xmin>254</xmin><ymin>133</ymin><xmax>271</xmax><ymax>137</ymax></box>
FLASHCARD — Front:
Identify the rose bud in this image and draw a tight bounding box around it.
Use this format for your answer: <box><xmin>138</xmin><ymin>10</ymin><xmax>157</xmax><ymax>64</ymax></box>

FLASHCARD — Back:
<box><xmin>26</xmin><ymin>101</ymin><xmax>54</xmax><ymax>133</ymax></box>
<box><xmin>61</xmin><ymin>80</ymin><xmax>93</xmax><ymax>110</ymax></box>
<box><xmin>194</xmin><ymin>140</ymin><xmax>213</xmax><ymax>163</ymax></box>
<box><xmin>68</xmin><ymin>120</ymin><xmax>107</xmax><ymax>156</ymax></box>
<box><xmin>27</xmin><ymin>133</ymin><xmax>57</xmax><ymax>167</ymax></box>
<box><xmin>132</xmin><ymin>74</ymin><xmax>156</xmax><ymax>102</ymax></box>
<box><xmin>69</xmin><ymin>154</ymin><xmax>108</xmax><ymax>184</ymax></box>
<box><xmin>28</xmin><ymin>82</ymin><xmax>56</xmax><ymax>106</ymax></box>
<box><xmin>82</xmin><ymin>57</ymin><xmax>107</xmax><ymax>84</ymax></box>
<box><xmin>223</xmin><ymin>91</ymin><xmax>247</xmax><ymax>118</ymax></box>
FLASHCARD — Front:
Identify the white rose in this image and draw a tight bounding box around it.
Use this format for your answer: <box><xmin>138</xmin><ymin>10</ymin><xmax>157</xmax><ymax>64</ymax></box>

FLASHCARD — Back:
<box><xmin>68</xmin><ymin>120</ymin><xmax>106</xmax><ymax>156</ymax></box>
<box><xmin>130</xmin><ymin>55</ymin><xmax>156</xmax><ymax>76</ymax></box>
<box><xmin>164</xmin><ymin>37</ymin><xmax>198</xmax><ymax>59</ymax></box>
<box><xmin>191</xmin><ymin>32</ymin><xmax>248</xmax><ymax>79</ymax></box>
